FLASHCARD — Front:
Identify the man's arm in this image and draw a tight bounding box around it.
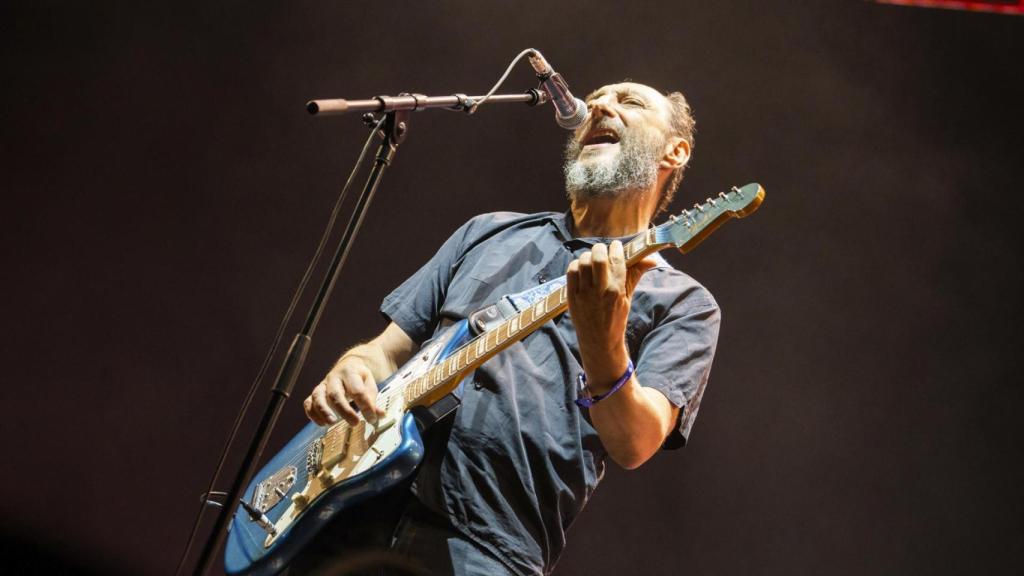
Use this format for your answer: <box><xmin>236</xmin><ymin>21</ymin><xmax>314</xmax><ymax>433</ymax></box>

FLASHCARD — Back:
<box><xmin>566</xmin><ymin>241</ymin><xmax>679</xmax><ymax>470</ymax></box>
<box><xmin>303</xmin><ymin>322</ymin><xmax>418</xmax><ymax>427</ymax></box>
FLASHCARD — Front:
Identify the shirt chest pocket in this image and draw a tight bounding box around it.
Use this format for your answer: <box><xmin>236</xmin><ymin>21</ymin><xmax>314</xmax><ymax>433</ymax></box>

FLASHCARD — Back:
<box><xmin>443</xmin><ymin>266</ymin><xmax>503</xmax><ymax>319</ymax></box>
<box><xmin>449</xmin><ymin>243</ymin><xmax>569</xmax><ymax>321</ymax></box>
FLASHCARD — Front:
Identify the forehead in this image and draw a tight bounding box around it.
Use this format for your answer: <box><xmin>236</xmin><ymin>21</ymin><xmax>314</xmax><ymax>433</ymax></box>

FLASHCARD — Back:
<box><xmin>584</xmin><ymin>82</ymin><xmax>667</xmax><ymax>106</ymax></box>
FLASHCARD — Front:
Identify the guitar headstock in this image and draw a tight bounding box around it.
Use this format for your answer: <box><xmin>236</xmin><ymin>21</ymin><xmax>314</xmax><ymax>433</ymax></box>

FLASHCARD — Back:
<box><xmin>653</xmin><ymin>183</ymin><xmax>765</xmax><ymax>254</ymax></box>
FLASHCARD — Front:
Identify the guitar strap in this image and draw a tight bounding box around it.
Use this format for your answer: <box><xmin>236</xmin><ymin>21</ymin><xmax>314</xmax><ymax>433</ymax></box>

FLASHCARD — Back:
<box><xmin>467</xmin><ymin>274</ymin><xmax>568</xmax><ymax>336</ymax></box>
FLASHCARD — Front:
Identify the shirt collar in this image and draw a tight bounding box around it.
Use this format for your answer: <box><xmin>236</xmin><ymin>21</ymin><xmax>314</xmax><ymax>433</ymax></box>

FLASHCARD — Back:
<box><xmin>550</xmin><ymin>211</ymin><xmax>673</xmax><ymax>269</ymax></box>
<box><xmin>555</xmin><ymin>210</ymin><xmax>647</xmax><ymax>249</ymax></box>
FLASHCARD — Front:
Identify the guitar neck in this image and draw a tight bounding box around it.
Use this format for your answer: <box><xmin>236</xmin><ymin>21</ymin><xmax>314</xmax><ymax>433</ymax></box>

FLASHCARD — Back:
<box><xmin>402</xmin><ymin>230</ymin><xmax>661</xmax><ymax>408</ymax></box>
<box><xmin>400</xmin><ymin>182</ymin><xmax>766</xmax><ymax>408</ymax></box>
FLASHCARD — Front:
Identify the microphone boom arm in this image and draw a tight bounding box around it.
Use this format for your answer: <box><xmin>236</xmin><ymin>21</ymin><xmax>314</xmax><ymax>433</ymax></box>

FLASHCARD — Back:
<box><xmin>307</xmin><ymin>90</ymin><xmax>547</xmax><ymax>116</ymax></box>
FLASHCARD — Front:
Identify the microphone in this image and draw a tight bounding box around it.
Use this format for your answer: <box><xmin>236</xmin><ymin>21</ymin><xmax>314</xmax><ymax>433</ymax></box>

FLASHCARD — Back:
<box><xmin>527</xmin><ymin>50</ymin><xmax>590</xmax><ymax>130</ymax></box>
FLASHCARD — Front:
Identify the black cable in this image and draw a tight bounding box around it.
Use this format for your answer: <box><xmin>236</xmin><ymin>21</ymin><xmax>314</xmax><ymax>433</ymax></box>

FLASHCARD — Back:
<box><xmin>175</xmin><ymin>115</ymin><xmax>387</xmax><ymax>576</ymax></box>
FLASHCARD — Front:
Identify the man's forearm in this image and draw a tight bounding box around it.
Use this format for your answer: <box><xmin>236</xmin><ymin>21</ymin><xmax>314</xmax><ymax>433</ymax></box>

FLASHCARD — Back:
<box><xmin>589</xmin><ymin>377</ymin><xmax>678</xmax><ymax>469</ymax></box>
<box><xmin>334</xmin><ymin>342</ymin><xmax>396</xmax><ymax>383</ymax></box>
<box><xmin>306</xmin><ymin>322</ymin><xmax>417</xmax><ymax>426</ymax></box>
<box><xmin>331</xmin><ymin>322</ymin><xmax>418</xmax><ymax>382</ymax></box>
<box><xmin>582</xmin><ymin>343</ymin><xmax>678</xmax><ymax>469</ymax></box>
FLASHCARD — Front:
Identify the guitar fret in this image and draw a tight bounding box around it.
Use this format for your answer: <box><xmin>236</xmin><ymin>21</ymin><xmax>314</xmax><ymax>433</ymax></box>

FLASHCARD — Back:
<box><xmin>627</xmin><ymin>235</ymin><xmax>645</xmax><ymax>260</ymax></box>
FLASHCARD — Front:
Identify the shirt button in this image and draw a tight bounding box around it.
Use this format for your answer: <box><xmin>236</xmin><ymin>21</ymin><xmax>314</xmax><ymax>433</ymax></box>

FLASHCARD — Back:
<box><xmin>538</xmin><ymin>274</ymin><xmax>546</xmax><ymax>283</ymax></box>
<box><xmin>473</xmin><ymin>382</ymin><xmax>483</xmax><ymax>391</ymax></box>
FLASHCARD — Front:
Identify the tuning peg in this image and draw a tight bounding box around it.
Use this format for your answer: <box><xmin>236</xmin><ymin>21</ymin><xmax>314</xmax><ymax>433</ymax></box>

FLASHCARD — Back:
<box><xmin>707</xmin><ymin>197</ymin><xmax>718</xmax><ymax>207</ymax></box>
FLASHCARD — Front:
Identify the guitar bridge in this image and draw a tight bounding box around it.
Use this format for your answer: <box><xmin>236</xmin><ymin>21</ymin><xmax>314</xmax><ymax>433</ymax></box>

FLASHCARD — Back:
<box><xmin>305</xmin><ymin>438</ymin><xmax>323</xmax><ymax>476</ymax></box>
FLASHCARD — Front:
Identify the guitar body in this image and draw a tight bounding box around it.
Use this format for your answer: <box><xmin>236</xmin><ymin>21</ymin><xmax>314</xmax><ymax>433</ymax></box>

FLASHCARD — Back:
<box><xmin>224</xmin><ymin>320</ymin><xmax>475</xmax><ymax>576</ymax></box>
<box><xmin>224</xmin><ymin>415</ymin><xmax>423</xmax><ymax>576</ymax></box>
<box><xmin>223</xmin><ymin>183</ymin><xmax>765</xmax><ymax>576</ymax></box>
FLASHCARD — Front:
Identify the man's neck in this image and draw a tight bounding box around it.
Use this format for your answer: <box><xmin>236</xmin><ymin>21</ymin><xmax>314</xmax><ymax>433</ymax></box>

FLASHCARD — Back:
<box><xmin>569</xmin><ymin>189</ymin><xmax>658</xmax><ymax>238</ymax></box>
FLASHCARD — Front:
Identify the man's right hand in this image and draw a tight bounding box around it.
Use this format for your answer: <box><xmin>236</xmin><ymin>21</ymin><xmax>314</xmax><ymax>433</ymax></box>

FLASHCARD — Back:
<box><xmin>303</xmin><ymin>357</ymin><xmax>386</xmax><ymax>427</ymax></box>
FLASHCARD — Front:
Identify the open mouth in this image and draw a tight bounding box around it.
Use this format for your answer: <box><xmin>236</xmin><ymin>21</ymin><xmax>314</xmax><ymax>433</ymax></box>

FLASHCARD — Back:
<box><xmin>582</xmin><ymin>128</ymin><xmax>621</xmax><ymax>148</ymax></box>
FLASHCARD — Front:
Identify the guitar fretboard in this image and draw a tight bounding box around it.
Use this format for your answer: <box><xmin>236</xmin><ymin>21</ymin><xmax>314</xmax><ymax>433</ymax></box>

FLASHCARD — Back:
<box><xmin>401</xmin><ymin>228</ymin><xmax>657</xmax><ymax>407</ymax></box>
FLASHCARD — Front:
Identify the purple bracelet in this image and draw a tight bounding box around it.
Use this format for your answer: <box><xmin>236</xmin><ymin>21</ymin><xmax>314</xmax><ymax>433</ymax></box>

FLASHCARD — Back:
<box><xmin>574</xmin><ymin>359</ymin><xmax>635</xmax><ymax>408</ymax></box>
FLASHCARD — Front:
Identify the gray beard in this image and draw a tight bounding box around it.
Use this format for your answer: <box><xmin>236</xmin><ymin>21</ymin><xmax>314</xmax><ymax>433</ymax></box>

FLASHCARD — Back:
<box><xmin>563</xmin><ymin>124</ymin><xmax>661</xmax><ymax>202</ymax></box>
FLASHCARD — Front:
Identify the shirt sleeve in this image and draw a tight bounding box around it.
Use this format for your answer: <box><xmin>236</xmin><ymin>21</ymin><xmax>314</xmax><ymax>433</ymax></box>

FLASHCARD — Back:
<box><xmin>630</xmin><ymin>273</ymin><xmax>721</xmax><ymax>449</ymax></box>
<box><xmin>379</xmin><ymin>214</ymin><xmax>493</xmax><ymax>344</ymax></box>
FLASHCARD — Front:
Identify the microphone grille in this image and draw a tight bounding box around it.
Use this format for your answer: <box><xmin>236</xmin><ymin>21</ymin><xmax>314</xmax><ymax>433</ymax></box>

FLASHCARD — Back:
<box><xmin>556</xmin><ymin>98</ymin><xmax>590</xmax><ymax>130</ymax></box>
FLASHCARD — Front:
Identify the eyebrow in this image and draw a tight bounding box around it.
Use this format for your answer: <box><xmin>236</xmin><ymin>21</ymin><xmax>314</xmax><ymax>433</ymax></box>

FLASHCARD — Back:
<box><xmin>584</xmin><ymin>87</ymin><xmax>650</xmax><ymax>104</ymax></box>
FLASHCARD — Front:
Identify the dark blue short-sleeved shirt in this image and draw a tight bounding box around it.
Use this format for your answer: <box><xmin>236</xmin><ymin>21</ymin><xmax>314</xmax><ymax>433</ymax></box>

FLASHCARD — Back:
<box><xmin>380</xmin><ymin>211</ymin><xmax>720</xmax><ymax>575</ymax></box>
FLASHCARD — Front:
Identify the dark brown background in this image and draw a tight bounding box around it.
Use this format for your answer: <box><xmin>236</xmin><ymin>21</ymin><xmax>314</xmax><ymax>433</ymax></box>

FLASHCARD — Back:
<box><xmin>2</xmin><ymin>1</ymin><xmax>1022</xmax><ymax>574</ymax></box>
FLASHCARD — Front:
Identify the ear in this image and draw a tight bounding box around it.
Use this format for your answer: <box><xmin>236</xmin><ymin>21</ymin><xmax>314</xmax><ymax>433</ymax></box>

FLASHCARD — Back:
<box><xmin>659</xmin><ymin>136</ymin><xmax>690</xmax><ymax>171</ymax></box>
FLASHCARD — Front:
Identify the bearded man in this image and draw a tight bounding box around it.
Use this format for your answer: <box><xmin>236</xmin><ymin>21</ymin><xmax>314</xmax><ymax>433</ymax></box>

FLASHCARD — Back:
<box><xmin>295</xmin><ymin>82</ymin><xmax>720</xmax><ymax>576</ymax></box>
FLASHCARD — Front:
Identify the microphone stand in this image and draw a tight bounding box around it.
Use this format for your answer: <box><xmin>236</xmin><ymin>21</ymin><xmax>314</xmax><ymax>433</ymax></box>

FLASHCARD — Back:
<box><xmin>188</xmin><ymin>88</ymin><xmax>546</xmax><ymax>575</ymax></box>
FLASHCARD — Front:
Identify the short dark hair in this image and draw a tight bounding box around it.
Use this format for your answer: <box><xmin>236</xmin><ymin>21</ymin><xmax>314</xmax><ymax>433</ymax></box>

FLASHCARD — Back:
<box><xmin>657</xmin><ymin>91</ymin><xmax>696</xmax><ymax>215</ymax></box>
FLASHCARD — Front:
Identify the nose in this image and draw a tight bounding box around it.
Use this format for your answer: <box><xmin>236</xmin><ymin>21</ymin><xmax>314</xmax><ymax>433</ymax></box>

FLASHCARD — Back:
<box><xmin>587</xmin><ymin>94</ymin><xmax>620</xmax><ymax>121</ymax></box>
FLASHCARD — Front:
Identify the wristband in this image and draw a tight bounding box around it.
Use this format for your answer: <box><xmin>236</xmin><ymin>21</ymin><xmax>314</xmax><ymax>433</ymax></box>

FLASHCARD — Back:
<box><xmin>574</xmin><ymin>359</ymin><xmax>634</xmax><ymax>408</ymax></box>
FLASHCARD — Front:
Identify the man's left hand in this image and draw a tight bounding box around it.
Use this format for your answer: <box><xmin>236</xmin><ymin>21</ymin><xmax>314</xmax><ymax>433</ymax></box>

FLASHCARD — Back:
<box><xmin>566</xmin><ymin>240</ymin><xmax>656</xmax><ymax>391</ymax></box>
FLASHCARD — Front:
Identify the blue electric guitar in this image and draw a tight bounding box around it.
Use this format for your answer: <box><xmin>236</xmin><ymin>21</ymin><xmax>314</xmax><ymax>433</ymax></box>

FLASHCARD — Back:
<box><xmin>224</xmin><ymin>183</ymin><xmax>765</xmax><ymax>575</ymax></box>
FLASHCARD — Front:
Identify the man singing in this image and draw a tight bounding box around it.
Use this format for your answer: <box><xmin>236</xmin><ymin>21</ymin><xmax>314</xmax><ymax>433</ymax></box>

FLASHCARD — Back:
<box><xmin>298</xmin><ymin>81</ymin><xmax>720</xmax><ymax>575</ymax></box>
